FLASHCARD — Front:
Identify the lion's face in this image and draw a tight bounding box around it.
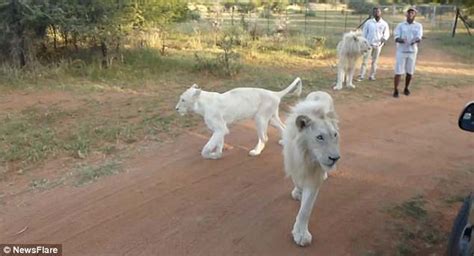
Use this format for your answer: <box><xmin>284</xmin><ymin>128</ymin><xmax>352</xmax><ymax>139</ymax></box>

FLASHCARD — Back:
<box><xmin>175</xmin><ymin>84</ymin><xmax>201</xmax><ymax>116</ymax></box>
<box><xmin>296</xmin><ymin>114</ymin><xmax>340</xmax><ymax>171</ymax></box>
<box><xmin>358</xmin><ymin>36</ymin><xmax>371</xmax><ymax>54</ymax></box>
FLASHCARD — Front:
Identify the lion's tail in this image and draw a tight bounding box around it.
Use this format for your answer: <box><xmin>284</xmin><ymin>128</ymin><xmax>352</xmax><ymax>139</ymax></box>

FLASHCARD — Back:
<box><xmin>275</xmin><ymin>77</ymin><xmax>302</xmax><ymax>99</ymax></box>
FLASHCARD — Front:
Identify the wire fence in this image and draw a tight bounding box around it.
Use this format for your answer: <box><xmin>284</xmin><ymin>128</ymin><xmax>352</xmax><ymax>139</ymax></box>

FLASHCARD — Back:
<box><xmin>197</xmin><ymin>3</ymin><xmax>459</xmax><ymax>41</ymax></box>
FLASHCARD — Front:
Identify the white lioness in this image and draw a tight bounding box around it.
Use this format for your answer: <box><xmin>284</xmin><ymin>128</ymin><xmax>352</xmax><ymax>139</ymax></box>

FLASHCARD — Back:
<box><xmin>333</xmin><ymin>31</ymin><xmax>371</xmax><ymax>90</ymax></box>
<box><xmin>282</xmin><ymin>91</ymin><xmax>340</xmax><ymax>246</ymax></box>
<box><xmin>176</xmin><ymin>77</ymin><xmax>302</xmax><ymax>159</ymax></box>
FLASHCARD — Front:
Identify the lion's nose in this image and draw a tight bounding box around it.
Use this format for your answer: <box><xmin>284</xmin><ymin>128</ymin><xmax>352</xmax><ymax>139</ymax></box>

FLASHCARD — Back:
<box><xmin>328</xmin><ymin>156</ymin><xmax>340</xmax><ymax>162</ymax></box>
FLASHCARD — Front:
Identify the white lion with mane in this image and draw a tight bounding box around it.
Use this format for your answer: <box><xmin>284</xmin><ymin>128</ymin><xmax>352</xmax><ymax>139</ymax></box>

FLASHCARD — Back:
<box><xmin>333</xmin><ymin>31</ymin><xmax>371</xmax><ymax>90</ymax></box>
<box><xmin>176</xmin><ymin>77</ymin><xmax>302</xmax><ymax>159</ymax></box>
<box><xmin>282</xmin><ymin>91</ymin><xmax>340</xmax><ymax>246</ymax></box>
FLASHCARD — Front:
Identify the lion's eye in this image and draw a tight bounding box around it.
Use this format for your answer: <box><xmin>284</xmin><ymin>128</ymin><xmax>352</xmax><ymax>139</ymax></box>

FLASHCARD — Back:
<box><xmin>316</xmin><ymin>135</ymin><xmax>324</xmax><ymax>141</ymax></box>
<box><xmin>334</xmin><ymin>133</ymin><xmax>338</xmax><ymax>138</ymax></box>
<box><xmin>181</xmin><ymin>99</ymin><xmax>185</xmax><ymax>102</ymax></box>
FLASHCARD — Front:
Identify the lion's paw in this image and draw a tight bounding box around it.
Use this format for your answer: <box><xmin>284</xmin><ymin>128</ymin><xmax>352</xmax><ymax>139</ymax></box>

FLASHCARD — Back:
<box><xmin>202</xmin><ymin>152</ymin><xmax>222</xmax><ymax>160</ymax></box>
<box><xmin>249</xmin><ymin>149</ymin><xmax>261</xmax><ymax>156</ymax></box>
<box><xmin>333</xmin><ymin>85</ymin><xmax>343</xmax><ymax>90</ymax></box>
<box><xmin>347</xmin><ymin>83</ymin><xmax>356</xmax><ymax>89</ymax></box>
<box><xmin>292</xmin><ymin>228</ymin><xmax>312</xmax><ymax>247</ymax></box>
<box><xmin>291</xmin><ymin>187</ymin><xmax>302</xmax><ymax>201</ymax></box>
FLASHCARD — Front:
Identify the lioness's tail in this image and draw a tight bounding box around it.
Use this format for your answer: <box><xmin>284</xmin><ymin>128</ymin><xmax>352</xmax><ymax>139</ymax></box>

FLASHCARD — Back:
<box><xmin>275</xmin><ymin>77</ymin><xmax>302</xmax><ymax>99</ymax></box>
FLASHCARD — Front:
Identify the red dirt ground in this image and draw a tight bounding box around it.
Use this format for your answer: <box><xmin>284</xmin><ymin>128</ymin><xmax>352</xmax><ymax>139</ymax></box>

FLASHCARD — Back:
<box><xmin>0</xmin><ymin>39</ymin><xmax>473</xmax><ymax>256</ymax></box>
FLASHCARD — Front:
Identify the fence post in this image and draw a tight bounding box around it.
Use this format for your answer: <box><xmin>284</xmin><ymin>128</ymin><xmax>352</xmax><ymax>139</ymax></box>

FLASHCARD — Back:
<box><xmin>231</xmin><ymin>6</ymin><xmax>234</xmax><ymax>26</ymax></box>
<box><xmin>439</xmin><ymin>9</ymin><xmax>442</xmax><ymax>31</ymax></box>
<box><xmin>344</xmin><ymin>11</ymin><xmax>348</xmax><ymax>32</ymax></box>
<box><xmin>304</xmin><ymin>0</ymin><xmax>308</xmax><ymax>35</ymax></box>
<box><xmin>452</xmin><ymin>7</ymin><xmax>459</xmax><ymax>37</ymax></box>
<box><xmin>267</xmin><ymin>5</ymin><xmax>270</xmax><ymax>35</ymax></box>
<box><xmin>324</xmin><ymin>8</ymin><xmax>327</xmax><ymax>35</ymax></box>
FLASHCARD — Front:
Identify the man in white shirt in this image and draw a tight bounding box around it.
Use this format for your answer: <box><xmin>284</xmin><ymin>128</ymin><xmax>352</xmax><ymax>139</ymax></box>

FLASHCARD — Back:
<box><xmin>393</xmin><ymin>7</ymin><xmax>423</xmax><ymax>97</ymax></box>
<box><xmin>357</xmin><ymin>7</ymin><xmax>390</xmax><ymax>81</ymax></box>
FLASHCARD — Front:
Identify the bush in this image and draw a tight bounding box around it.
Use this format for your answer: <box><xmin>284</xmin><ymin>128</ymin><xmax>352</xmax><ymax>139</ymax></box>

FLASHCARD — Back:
<box><xmin>188</xmin><ymin>10</ymin><xmax>201</xmax><ymax>21</ymax></box>
<box><xmin>305</xmin><ymin>10</ymin><xmax>317</xmax><ymax>17</ymax></box>
<box><xmin>194</xmin><ymin>30</ymin><xmax>241</xmax><ymax>77</ymax></box>
<box><xmin>347</xmin><ymin>0</ymin><xmax>376</xmax><ymax>14</ymax></box>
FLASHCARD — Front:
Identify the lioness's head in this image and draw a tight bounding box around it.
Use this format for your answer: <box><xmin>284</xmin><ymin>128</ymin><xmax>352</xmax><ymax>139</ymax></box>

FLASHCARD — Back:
<box><xmin>175</xmin><ymin>84</ymin><xmax>201</xmax><ymax>116</ymax></box>
<box><xmin>344</xmin><ymin>31</ymin><xmax>371</xmax><ymax>55</ymax></box>
<box><xmin>295</xmin><ymin>108</ymin><xmax>340</xmax><ymax>172</ymax></box>
<box><xmin>357</xmin><ymin>36</ymin><xmax>371</xmax><ymax>54</ymax></box>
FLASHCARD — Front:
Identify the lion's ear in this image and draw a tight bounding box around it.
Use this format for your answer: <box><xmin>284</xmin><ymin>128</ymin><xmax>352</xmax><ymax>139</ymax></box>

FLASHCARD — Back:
<box><xmin>325</xmin><ymin>110</ymin><xmax>339</xmax><ymax>130</ymax></box>
<box><xmin>191</xmin><ymin>84</ymin><xmax>199</xmax><ymax>89</ymax></box>
<box><xmin>326</xmin><ymin>110</ymin><xmax>338</xmax><ymax>120</ymax></box>
<box><xmin>193</xmin><ymin>88</ymin><xmax>201</xmax><ymax>97</ymax></box>
<box><xmin>296</xmin><ymin>115</ymin><xmax>311</xmax><ymax>131</ymax></box>
<box><xmin>353</xmin><ymin>35</ymin><xmax>359</xmax><ymax>42</ymax></box>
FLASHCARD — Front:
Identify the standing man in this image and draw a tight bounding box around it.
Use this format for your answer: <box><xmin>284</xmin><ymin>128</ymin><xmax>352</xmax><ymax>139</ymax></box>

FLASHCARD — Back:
<box><xmin>393</xmin><ymin>7</ymin><xmax>423</xmax><ymax>97</ymax></box>
<box><xmin>358</xmin><ymin>7</ymin><xmax>390</xmax><ymax>81</ymax></box>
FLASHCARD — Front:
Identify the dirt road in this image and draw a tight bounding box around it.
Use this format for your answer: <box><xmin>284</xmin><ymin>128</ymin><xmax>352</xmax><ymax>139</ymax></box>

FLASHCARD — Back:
<box><xmin>1</xmin><ymin>83</ymin><xmax>473</xmax><ymax>255</ymax></box>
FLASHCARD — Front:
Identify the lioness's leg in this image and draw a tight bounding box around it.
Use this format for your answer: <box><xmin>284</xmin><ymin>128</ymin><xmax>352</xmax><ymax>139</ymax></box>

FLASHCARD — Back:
<box><xmin>249</xmin><ymin>116</ymin><xmax>269</xmax><ymax>156</ymax></box>
<box><xmin>214</xmin><ymin>134</ymin><xmax>225</xmax><ymax>157</ymax></box>
<box><xmin>290</xmin><ymin>177</ymin><xmax>302</xmax><ymax>201</ymax></box>
<box><xmin>292</xmin><ymin>186</ymin><xmax>320</xmax><ymax>247</ymax></box>
<box><xmin>202</xmin><ymin>114</ymin><xmax>228</xmax><ymax>159</ymax></box>
<box><xmin>347</xmin><ymin>66</ymin><xmax>356</xmax><ymax>88</ymax></box>
<box><xmin>201</xmin><ymin>130</ymin><xmax>225</xmax><ymax>159</ymax></box>
<box><xmin>333</xmin><ymin>67</ymin><xmax>344</xmax><ymax>90</ymax></box>
<box><xmin>201</xmin><ymin>132</ymin><xmax>219</xmax><ymax>158</ymax></box>
<box><xmin>270</xmin><ymin>108</ymin><xmax>286</xmax><ymax>134</ymax></box>
<box><xmin>270</xmin><ymin>107</ymin><xmax>286</xmax><ymax>145</ymax></box>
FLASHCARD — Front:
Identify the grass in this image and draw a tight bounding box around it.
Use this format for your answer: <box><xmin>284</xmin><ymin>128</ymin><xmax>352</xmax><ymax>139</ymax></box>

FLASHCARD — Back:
<box><xmin>29</xmin><ymin>177</ymin><xmax>64</xmax><ymax>191</ymax></box>
<box><xmin>384</xmin><ymin>195</ymin><xmax>446</xmax><ymax>256</ymax></box>
<box><xmin>0</xmin><ymin>97</ymin><xmax>190</xmax><ymax>174</ymax></box>
<box><xmin>74</xmin><ymin>161</ymin><xmax>123</xmax><ymax>186</ymax></box>
<box><xmin>429</xmin><ymin>31</ymin><xmax>474</xmax><ymax>64</ymax></box>
<box><xmin>389</xmin><ymin>195</ymin><xmax>428</xmax><ymax>220</ymax></box>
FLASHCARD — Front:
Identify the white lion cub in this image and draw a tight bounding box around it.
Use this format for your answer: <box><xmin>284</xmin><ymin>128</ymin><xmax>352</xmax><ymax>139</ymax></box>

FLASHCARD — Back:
<box><xmin>176</xmin><ymin>77</ymin><xmax>302</xmax><ymax>159</ymax></box>
<box><xmin>282</xmin><ymin>91</ymin><xmax>340</xmax><ymax>246</ymax></box>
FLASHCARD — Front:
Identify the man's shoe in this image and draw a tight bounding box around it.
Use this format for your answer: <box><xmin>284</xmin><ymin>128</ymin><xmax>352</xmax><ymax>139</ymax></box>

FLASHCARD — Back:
<box><xmin>393</xmin><ymin>89</ymin><xmax>399</xmax><ymax>98</ymax></box>
<box><xmin>403</xmin><ymin>87</ymin><xmax>410</xmax><ymax>96</ymax></box>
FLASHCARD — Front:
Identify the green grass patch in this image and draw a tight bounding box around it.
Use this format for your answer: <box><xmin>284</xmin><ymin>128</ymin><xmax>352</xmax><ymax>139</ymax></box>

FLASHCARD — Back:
<box><xmin>384</xmin><ymin>195</ymin><xmax>445</xmax><ymax>256</ymax></box>
<box><xmin>74</xmin><ymin>161</ymin><xmax>123</xmax><ymax>186</ymax></box>
<box><xmin>0</xmin><ymin>97</ymin><xmax>186</xmax><ymax>171</ymax></box>
<box><xmin>429</xmin><ymin>31</ymin><xmax>474</xmax><ymax>64</ymax></box>
<box><xmin>0</xmin><ymin>108</ymin><xmax>63</xmax><ymax>164</ymax></box>
<box><xmin>389</xmin><ymin>195</ymin><xmax>428</xmax><ymax>220</ymax></box>
<box><xmin>29</xmin><ymin>177</ymin><xmax>64</xmax><ymax>191</ymax></box>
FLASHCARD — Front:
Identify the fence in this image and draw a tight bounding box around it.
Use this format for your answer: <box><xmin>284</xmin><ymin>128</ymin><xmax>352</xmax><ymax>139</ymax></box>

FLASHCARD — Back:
<box><xmin>197</xmin><ymin>3</ymin><xmax>459</xmax><ymax>41</ymax></box>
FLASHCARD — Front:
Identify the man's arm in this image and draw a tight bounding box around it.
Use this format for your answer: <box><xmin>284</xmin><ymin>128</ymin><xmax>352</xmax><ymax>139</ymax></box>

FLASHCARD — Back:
<box><xmin>394</xmin><ymin>23</ymin><xmax>405</xmax><ymax>43</ymax></box>
<box><xmin>383</xmin><ymin>21</ymin><xmax>390</xmax><ymax>41</ymax></box>
<box><xmin>410</xmin><ymin>24</ymin><xmax>423</xmax><ymax>45</ymax></box>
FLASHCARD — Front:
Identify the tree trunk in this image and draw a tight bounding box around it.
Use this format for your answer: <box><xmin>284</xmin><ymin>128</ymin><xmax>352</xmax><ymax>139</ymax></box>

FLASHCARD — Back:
<box><xmin>73</xmin><ymin>33</ymin><xmax>78</xmax><ymax>51</ymax></box>
<box><xmin>19</xmin><ymin>37</ymin><xmax>26</xmax><ymax>67</ymax></box>
<box><xmin>52</xmin><ymin>25</ymin><xmax>57</xmax><ymax>50</ymax></box>
<box><xmin>101</xmin><ymin>41</ymin><xmax>108</xmax><ymax>68</ymax></box>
